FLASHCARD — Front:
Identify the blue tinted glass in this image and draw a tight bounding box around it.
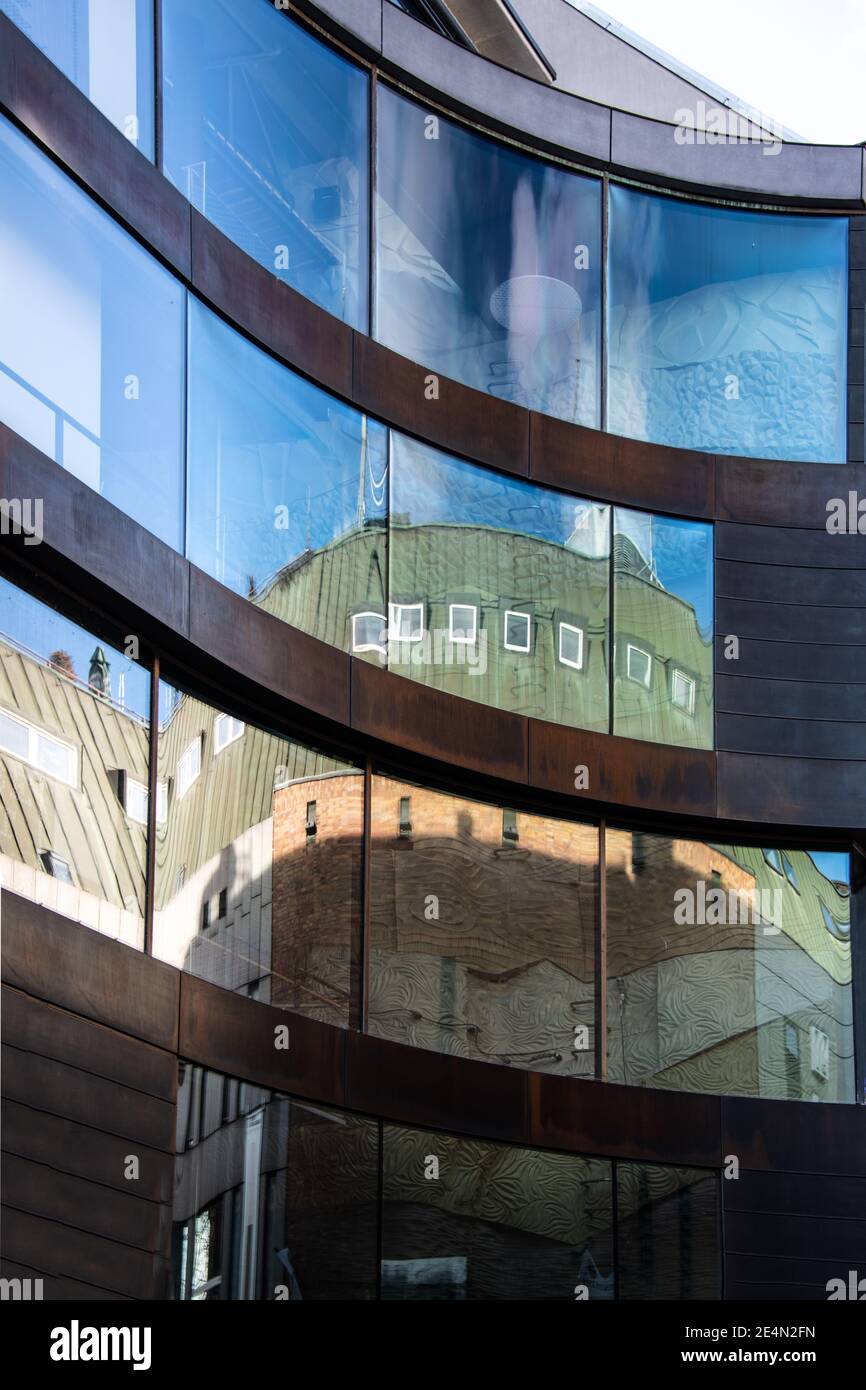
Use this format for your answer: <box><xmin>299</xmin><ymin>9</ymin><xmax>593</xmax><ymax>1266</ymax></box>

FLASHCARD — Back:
<box><xmin>186</xmin><ymin>299</ymin><xmax>387</xmax><ymax>649</ymax></box>
<box><xmin>376</xmin><ymin>86</ymin><xmax>601</xmax><ymax>425</ymax></box>
<box><xmin>607</xmin><ymin>184</ymin><xmax>848</xmax><ymax>461</ymax></box>
<box><xmin>162</xmin><ymin>0</ymin><xmax>369</xmax><ymax>329</ymax></box>
<box><xmin>0</xmin><ymin>0</ymin><xmax>154</xmax><ymax>159</ymax></box>
<box><xmin>0</xmin><ymin>116</ymin><xmax>184</xmax><ymax>547</ymax></box>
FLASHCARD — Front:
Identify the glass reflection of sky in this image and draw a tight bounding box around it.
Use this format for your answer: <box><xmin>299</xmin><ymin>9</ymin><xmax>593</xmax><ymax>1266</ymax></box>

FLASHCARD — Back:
<box><xmin>809</xmin><ymin>851</ymin><xmax>851</xmax><ymax>888</ymax></box>
<box><xmin>614</xmin><ymin>507</ymin><xmax>713</xmax><ymax>637</ymax></box>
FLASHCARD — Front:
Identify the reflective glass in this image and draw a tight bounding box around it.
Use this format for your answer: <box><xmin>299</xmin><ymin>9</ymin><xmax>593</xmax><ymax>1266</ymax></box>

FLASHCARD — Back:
<box><xmin>612</xmin><ymin>507</ymin><xmax>713</xmax><ymax>748</ymax></box>
<box><xmin>0</xmin><ymin>0</ymin><xmax>154</xmax><ymax>158</ymax></box>
<box><xmin>186</xmin><ymin>300</ymin><xmax>387</xmax><ymax>649</ymax></box>
<box><xmin>173</xmin><ymin>1067</ymin><xmax>378</xmax><ymax>1299</ymax></box>
<box><xmin>617</xmin><ymin>1164</ymin><xmax>721</xmax><ymax>1300</ymax></box>
<box><xmin>369</xmin><ymin>775</ymin><xmax>598</xmax><ymax>1076</ymax></box>
<box><xmin>0</xmin><ymin>115</ymin><xmax>184</xmax><ymax>547</ymax></box>
<box><xmin>389</xmin><ymin>433</ymin><xmax>610</xmax><ymax>729</ymax></box>
<box><xmin>382</xmin><ymin>1125</ymin><xmax>613</xmax><ymax>1300</ymax></box>
<box><xmin>376</xmin><ymin>85</ymin><xmax>601</xmax><ymax>424</ymax></box>
<box><xmin>607</xmin><ymin>184</ymin><xmax>848</xmax><ymax>461</ymax></box>
<box><xmin>0</xmin><ymin>576</ymin><xmax>150</xmax><ymax>946</ymax></box>
<box><xmin>162</xmin><ymin>0</ymin><xmax>369</xmax><ymax>328</ymax></box>
<box><xmin>606</xmin><ymin>832</ymin><xmax>854</xmax><ymax>1101</ymax></box>
<box><xmin>153</xmin><ymin>680</ymin><xmax>363</xmax><ymax>1025</ymax></box>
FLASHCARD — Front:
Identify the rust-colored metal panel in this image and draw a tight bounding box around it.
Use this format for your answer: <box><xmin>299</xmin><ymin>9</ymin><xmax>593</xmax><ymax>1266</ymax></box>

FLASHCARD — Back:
<box><xmin>351</xmin><ymin>659</ymin><xmax>529</xmax><ymax>783</ymax></box>
<box><xmin>2</xmin><ymin>1153</ymin><xmax>170</xmax><ymax>1255</ymax></box>
<box><xmin>717</xmin><ymin>751</ymin><xmax>866</xmax><ymax>831</ymax></box>
<box><xmin>716</xmin><ymin>456</ymin><xmax>866</xmax><ymax>527</ymax></box>
<box><xmin>0</xmin><ymin>1207</ymin><xmax>169</xmax><ymax>1300</ymax></box>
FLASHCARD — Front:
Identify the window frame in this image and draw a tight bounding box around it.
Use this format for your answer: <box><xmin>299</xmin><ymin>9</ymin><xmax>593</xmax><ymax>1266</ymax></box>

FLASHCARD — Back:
<box><xmin>176</xmin><ymin>736</ymin><xmax>202</xmax><ymax>801</ymax></box>
<box><xmin>670</xmin><ymin>668</ymin><xmax>696</xmax><ymax>716</ymax></box>
<box><xmin>0</xmin><ymin>706</ymin><xmax>78</xmax><ymax>787</ymax></box>
<box><xmin>351</xmin><ymin>609</ymin><xmax>388</xmax><ymax>656</ymax></box>
<box><xmin>389</xmin><ymin>601</ymin><xmax>425</xmax><ymax>644</ymax></box>
<box><xmin>213</xmin><ymin>711</ymin><xmax>244</xmax><ymax>755</ymax></box>
<box><xmin>626</xmin><ymin>642</ymin><xmax>652</xmax><ymax>689</ymax></box>
<box><xmin>448</xmin><ymin>602</ymin><xmax>478</xmax><ymax>645</ymax></box>
<box><xmin>558</xmin><ymin>622</ymin><xmax>585</xmax><ymax>672</ymax></box>
<box><xmin>504</xmin><ymin>609</ymin><xmax>531</xmax><ymax>654</ymax></box>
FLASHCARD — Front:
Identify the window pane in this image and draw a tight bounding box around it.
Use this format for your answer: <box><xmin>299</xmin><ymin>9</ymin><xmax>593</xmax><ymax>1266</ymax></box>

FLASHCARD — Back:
<box><xmin>0</xmin><ymin>115</ymin><xmax>184</xmax><ymax>547</ymax></box>
<box><xmin>0</xmin><ymin>0</ymin><xmax>155</xmax><ymax>159</ymax></box>
<box><xmin>613</xmin><ymin>507</ymin><xmax>713</xmax><ymax>748</ymax></box>
<box><xmin>377</xmin><ymin>85</ymin><xmax>601</xmax><ymax>425</ymax></box>
<box><xmin>154</xmin><ymin>683</ymin><xmax>362</xmax><ymax>1026</ymax></box>
<box><xmin>607</xmin><ymin>184</ymin><xmax>848</xmax><ymax>461</ymax></box>
<box><xmin>390</xmin><ymin>433</ymin><xmax>609</xmax><ymax>731</ymax></box>
<box><xmin>617</xmin><ymin>1164</ymin><xmax>721</xmax><ymax>1300</ymax></box>
<box><xmin>606</xmin><ymin>831</ymin><xmax>854</xmax><ymax>1102</ymax></box>
<box><xmin>369</xmin><ymin>775</ymin><xmax>597</xmax><ymax>1077</ymax></box>
<box><xmin>382</xmin><ymin>1125</ymin><xmax>613</xmax><ymax>1300</ymax></box>
<box><xmin>0</xmin><ymin>575</ymin><xmax>150</xmax><ymax>947</ymax></box>
<box><xmin>162</xmin><ymin>0</ymin><xmax>369</xmax><ymax>329</ymax></box>
<box><xmin>185</xmin><ymin>301</ymin><xmax>386</xmax><ymax>653</ymax></box>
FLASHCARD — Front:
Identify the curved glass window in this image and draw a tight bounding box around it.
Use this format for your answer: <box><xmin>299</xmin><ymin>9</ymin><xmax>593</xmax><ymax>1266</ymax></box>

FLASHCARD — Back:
<box><xmin>369</xmin><ymin>775</ymin><xmax>598</xmax><ymax>1077</ymax></box>
<box><xmin>0</xmin><ymin>115</ymin><xmax>184</xmax><ymax>547</ymax></box>
<box><xmin>376</xmin><ymin>85</ymin><xmax>601</xmax><ymax>425</ymax></box>
<box><xmin>612</xmin><ymin>507</ymin><xmax>713</xmax><ymax>748</ymax></box>
<box><xmin>389</xmin><ymin>433</ymin><xmax>610</xmax><ymax>730</ymax></box>
<box><xmin>186</xmin><ymin>301</ymin><xmax>387</xmax><ymax>648</ymax></box>
<box><xmin>0</xmin><ymin>0</ymin><xmax>154</xmax><ymax>159</ymax></box>
<box><xmin>606</xmin><ymin>834</ymin><xmax>853</xmax><ymax>1102</ymax></box>
<box><xmin>607</xmin><ymin>185</ymin><xmax>848</xmax><ymax>461</ymax></box>
<box><xmin>162</xmin><ymin>0</ymin><xmax>369</xmax><ymax>329</ymax></box>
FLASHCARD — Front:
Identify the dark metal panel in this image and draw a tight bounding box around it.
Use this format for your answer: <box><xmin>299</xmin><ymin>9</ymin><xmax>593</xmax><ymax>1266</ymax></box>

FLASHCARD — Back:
<box><xmin>715</xmin><ymin>674</ymin><xmax>866</xmax><ymax>723</ymax></box>
<box><xmin>1</xmin><ymin>1153</ymin><xmax>170</xmax><ymax>1255</ymax></box>
<box><xmin>725</xmin><ymin>1210</ymin><xmax>866</xmax><ymax>1263</ymax></box>
<box><xmin>0</xmin><ymin>893</ymin><xmax>179</xmax><ymax>1052</ymax></box>
<box><xmin>716</xmin><ymin>522</ymin><xmax>866</xmax><ymax>568</ymax></box>
<box><xmin>0</xmin><ymin>13</ymin><xmax>191</xmax><ymax>275</ymax></box>
<box><xmin>724</xmin><ymin>1168</ymin><xmax>866</xmax><ymax>1220</ymax></box>
<box><xmin>0</xmin><ymin>1207</ymin><xmax>169</xmax><ymax>1300</ymax></box>
<box><xmin>190</xmin><ymin>210</ymin><xmax>353</xmax><ymax>400</ymax></box>
<box><xmin>352</xmin><ymin>334</ymin><xmax>529</xmax><ymax>476</ymax></box>
<box><xmin>718</xmin><ymin>751</ymin><xmax>866</xmax><ymax>829</ymax></box>
<box><xmin>714</xmin><ymin>635</ymin><xmax>866</xmax><ymax>683</ymax></box>
<box><xmin>716</xmin><ymin>458</ymin><xmax>866</xmax><ymax>528</ymax></box>
<box><xmin>352</xmin><ymin>659</ymin><xmax>529</xmax><ymax>783</ymax></box>
<box><xmin>529</xmin><ymin>719</ymin><xmax>717</xmax><ymax>818</ymax></box>
<box><xmin>717</xmin><ymin>559</ymin><xmax>866</xmax><ymax>606</ymax></box>
<box><xmin>0</xmin><ymin>1258</ymin><xmax>133</xmax><ymax>1301</ymax></box>
<box><xmin>717</xmin><ymin>597</ymin><xmax>866</xmax><ymax>645</ymax></box>
<box><xmin>722</xmin><ymin>1094</ymin><xmax>866</xmax><ymax>1177</ymax></box>
<box><xmin>717</xmin><ymin>713</ymin><xmax>866</xmax><ymax>760</ymax></box>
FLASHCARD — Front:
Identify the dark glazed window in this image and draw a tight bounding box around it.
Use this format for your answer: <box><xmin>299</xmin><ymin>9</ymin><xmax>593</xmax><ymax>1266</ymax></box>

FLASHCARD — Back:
<box><xmin>607</xmin><ymin>184</ymin><xmax>848</xmax><ymax>461</ymax></box>
<box><xmin>369</xmin><ymin>775</ymin><xmax>597</xmax><ymax>1076</ymax></box>
<box><xmin>185</xmin><ymin>301</ymin><xmax>387</xmax><ymax>653</ymax></box>
<box><xmin>376</xmin><ymin>85</ymin><xmax>601</xmax><ymax>424</ymax></box>
<box><xmin>0</xmin><ymin>116</ymin><xmax>184</xmax><ymax>547</ymax></box>
<box><xmin>0</xmin><ymin>0</ymin><xmax>155</xmax><ymax>158</ymax></box>
<box><xmin>0</xmin><ymin>576</ymin><xmax>150</xmax><ymax>946</ymax></box>
<box><xmin>606</xmin><ymin>832</ymin><xmax>854</xmax><ymax>1102</ymax></box>
<box><xmin>382</xmin><ymin>1125</ymin><xmax>613</xmax><ymax>1299</ymax></box>
<box><xmin>616</xmin><ymin>1164</ymin><xmax>721</xmax><ymax>1300</ymax></box>
<box><xmin>162</xmin><ymin>0</ymin><xmax>369</xmax><ymax>328</ymax></box>
<box><xmin>153</xmin><ymin>681</ymin><xmax>362</xmax><ymax>1026</ymax></box>
<box><xmin>389</xmin><ymin>433</ymin><xmax>610</xmax><ymax>730</ymax></box>
<box><xmin>612</xmin><ymin>507</ymin><xmax>713</xmax><ymax>749</ymax></box>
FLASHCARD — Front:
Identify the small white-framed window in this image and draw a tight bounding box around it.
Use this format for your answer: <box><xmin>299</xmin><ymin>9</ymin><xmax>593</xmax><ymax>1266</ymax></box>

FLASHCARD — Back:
<box><xmin>558</xmin><ymin>622</ymin><xmax>584</xmax><ymax>671</ymax></box>
<box><xmin>671</xmin><ymin>669</ymin><xmax>695</xmax><ymax>715</ymax></box>
<box><xmin>351</xmin><ymin>611</ymin><xmax>387</xmax><ymax>655</ymax></box>
<box><xmin>176</xmin><ymin>737</ymin><xmax>202</xmax><ymax>800</ymax></box>
<box><xmin>504</xmin><ymin>610</ymin><xmax>531</xmax><ymax>653</ymax></box>
<box><xmin>0</xmin><ymin>707</ymin><xmax>77</xmax><ymax>786</ymax></box>
<box><xmin>626</xmin><ymin>643</ymin><xmax>652</xmax><ymax>688</ymax></box>
<box><xmin>40</xmin><ymin>850</ymin><xmax>73</xmax><ymax>884</ymax></box>
<box><xmin>214</xmin><ymin>712</ymin><xmax>245</xmax><ymax>754</ymax></box>
<box><xmin>389</xmin><ymin>602</ymin><xmax>424</xmax><ymax>643</ymax></box>
<box><xmin>124</xmin><ymin>776</ymin><xmax>167</xmax><ymax>827</ymax></box>
<box><xmin>449</xmin><ymin>603</ymin><xmax>477</xmax><ymax>644</ymax></box>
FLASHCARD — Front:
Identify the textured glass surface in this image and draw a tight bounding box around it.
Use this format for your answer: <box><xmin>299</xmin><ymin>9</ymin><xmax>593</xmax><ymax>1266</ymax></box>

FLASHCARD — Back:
<box><xmin>153</xmin><ymin>680</ymin><xmax>362</xmax><ymax>1025</ymax></box>
<box><xmin>0</xmin><ymin>115</ymin><xmax>184</xmax><ymax>547</ymax></box>
<box><xmin>0</xmin><ymin>576</ymin><xmax>150</xmax><ymax>946</ymax></box>
<box><xmin>617</xmin><ymin>1164</ymin><xmax>721</xmax><ymax>1300</ymax></box>
<box><xmin>389</xmin><ymin>433</ymin><xmax>610</xmax><ymax>729</ymax></box>
<box><xmin>186</xmin><ymin>301</ymin><xmax>387</xmax><ymax>652</ymax></box>
<box><xmin>377</xmin><ymin>86</ymin><xmax>601</xmax><ymax>424</ymax></box>
<box><xmin>173</xmin><ymin>1068</ymin><xmax>378</xmax><ymax>1299</ymax></box>
<box><xmin>382</xmin><ymin>1125</ymin><xmax>613</xmax><ymax>1299</ymax></box>
<box><xmin>0</xmin><ymin>0</ymin><xmax>154</xmax><ymax>158</ymax></box>
<box><xmin>612</xmin><ymin>507</ymin><xmax>713</xmax><ymax>748</ymax></box>
<box><xmin>369</xmin><ymin>775</ymin><xmax>598</xmax><ymax>1076</ymax></box>
<box><xmin>606</xmin><ymin>832</ymin><xmax>854</xmax><ymax>1101</ymax></box>
<box><xmin>162</xmin><ymin>0</ymin><xmax>369</xmax><ymax>328</ymax></box>
<box><xmin>607</xmin><ymin>184</ymin><xmax>848</xmax><ymax>460</ymax></box>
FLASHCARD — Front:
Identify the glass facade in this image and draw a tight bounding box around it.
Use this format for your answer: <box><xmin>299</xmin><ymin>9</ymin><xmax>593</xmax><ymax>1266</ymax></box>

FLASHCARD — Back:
<box><xmin>153</xmin><ymin>680</ymin><xmax>363</xmax><ymax>1025</ymax></box>
<box><xmin>616</xmin><ymin>1163</ymin><xmax>721</xmax><ymax>1300</ymax></box>
<box><xmin>607</xmin><ymin>184</ymin><xmax>849</xmax><ymax>461</ymax></box>
<box><xmin>0</xmin><ymin>115</ymin><xmax>184</xmax><ymax>548</ymax></box>
<box><xmin>0</xmin><ymin>0</ymin><xmax>155</xmax><ymax>158</ymax></box>
<box><xmin>606</xmin><ymin>832</ymin><xmax>854</xmax><ymax>1101</ymax></box>
<box><xmin>0</xmin><ymin>575</ymin><xmax>150</xmax><ymax>946</ymax></box>
<box><xmin>376</xmin><ymin>85</ymin><xmax>602</xmax><ymax>425</ymax></box>
<box><xmin>161</xmin><ymin>0</ymin><xmax>370</xmax><ymax>328</ymax></box>
<box><xmin>369</xmin><ymin>776</ymin><xmax>598</xmax><ymax>1075</ymax></box>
